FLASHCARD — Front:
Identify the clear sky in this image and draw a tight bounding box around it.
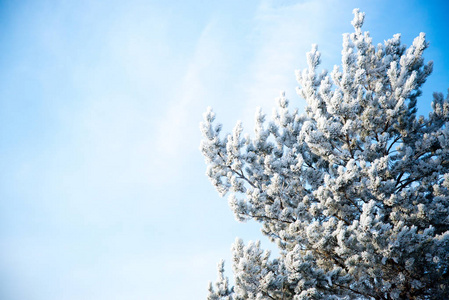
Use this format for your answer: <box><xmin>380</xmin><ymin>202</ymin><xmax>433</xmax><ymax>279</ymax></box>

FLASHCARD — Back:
<box><xmin>0</xmin><ymin>0</ymin><xmax>448</xmax><ymax>299</ymax></box>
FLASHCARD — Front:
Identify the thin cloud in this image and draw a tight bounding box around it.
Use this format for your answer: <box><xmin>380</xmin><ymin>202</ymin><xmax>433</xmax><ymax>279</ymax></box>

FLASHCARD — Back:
<box><xmin>151</xmin><ymin>19</ymin><xmax>231</xmax><ymax>182</ymax></box>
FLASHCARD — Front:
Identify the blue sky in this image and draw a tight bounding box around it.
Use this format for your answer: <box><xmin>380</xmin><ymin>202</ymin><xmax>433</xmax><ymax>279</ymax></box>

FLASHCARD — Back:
<box><xmin>0</xmin><ymin>0</ymin><xmax>448</xmax><ymax>299</ymax></box>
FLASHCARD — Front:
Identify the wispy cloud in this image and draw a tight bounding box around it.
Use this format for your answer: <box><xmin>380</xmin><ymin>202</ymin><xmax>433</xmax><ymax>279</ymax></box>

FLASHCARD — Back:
<box><xmin>151</xmin><ymin>20</ymin><xmax>230</xmax><ymax>183</ymax></box>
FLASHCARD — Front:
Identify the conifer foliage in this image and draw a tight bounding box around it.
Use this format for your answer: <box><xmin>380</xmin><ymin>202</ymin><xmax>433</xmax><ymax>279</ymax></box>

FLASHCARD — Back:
<box><xmin>200</xmin><ymin>9</ymin><xmax>449</xmax><ymax>299</ymax></box>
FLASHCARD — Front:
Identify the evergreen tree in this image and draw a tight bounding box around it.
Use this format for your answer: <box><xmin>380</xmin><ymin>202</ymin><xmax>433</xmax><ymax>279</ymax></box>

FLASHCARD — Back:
<box><xmin>201</xmin><ymin>9</ymin><xmax>449</xmax><ymax>299</ymax></box>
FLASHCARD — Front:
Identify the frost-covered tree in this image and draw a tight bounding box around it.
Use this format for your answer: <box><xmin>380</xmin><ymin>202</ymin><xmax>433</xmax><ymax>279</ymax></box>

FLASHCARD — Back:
<box><xmin>201</xmin><ymin>9</ymin><xmax>449</xmax><ymax>300</ymax></box>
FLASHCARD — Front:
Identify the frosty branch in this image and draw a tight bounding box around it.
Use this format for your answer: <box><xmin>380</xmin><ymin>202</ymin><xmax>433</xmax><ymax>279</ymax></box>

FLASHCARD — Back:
<box><xmin>202</xmin><ymin>9</ymin><xmax>449</xmax><ymax>300</ymax></box>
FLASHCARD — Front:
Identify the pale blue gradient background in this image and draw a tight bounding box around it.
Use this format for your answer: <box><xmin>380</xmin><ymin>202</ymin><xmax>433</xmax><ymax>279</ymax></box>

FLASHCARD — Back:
<box><xmin>0</xmin><ymin>0</ymin><xmax>448</xmax><ymax>299</ymax></box>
